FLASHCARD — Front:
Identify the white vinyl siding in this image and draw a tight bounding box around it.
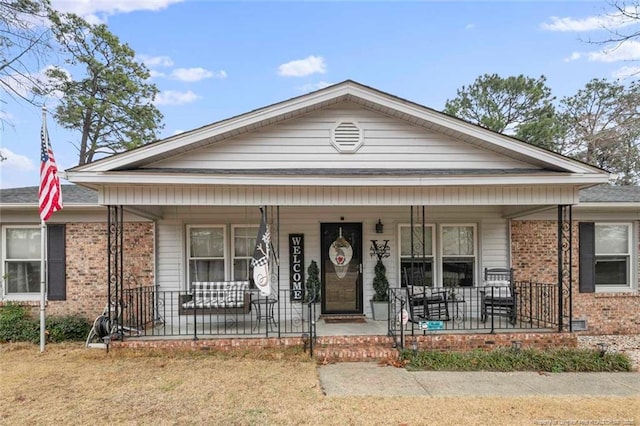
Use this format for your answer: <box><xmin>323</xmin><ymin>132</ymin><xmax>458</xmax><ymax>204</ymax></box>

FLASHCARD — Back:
<box><xmin>155</xmin><ymin>206</ymin><xmax>511</xmax><ymax>316</ymax></box>
<box><xmin>148</xmin><ymin>105</ymin><xmax>536</xmax><ymax>171</ymax></box>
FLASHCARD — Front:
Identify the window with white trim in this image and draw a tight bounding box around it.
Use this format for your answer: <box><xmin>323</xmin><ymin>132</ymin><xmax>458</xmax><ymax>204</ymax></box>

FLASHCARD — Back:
<box><xmin>441</xmin><ymin>224</ymin><xmax>476</xmax><ymax>288</ymax></box>
<box><xmin>2</xmin><ymin>226</ymin><xmax>41</xmax><ymax>296</ymax></box>
<box><xmin>399</xmin><ymin>224</ymin><xmax>434</xmax><ymax>287</ymax></box>
<box><xmin>232</xmin><ymin>225</ymin><xmax>258</xmax><ymax>281</ymax></box>
<box><xmin>595</xmin><ymin>223</ymin><xmax>632</xmax><ymax>288</ymax></box>
<box><xmin>187</xmin><ymin>226</ymin><xmax>226</xmax><ymax>285</ymax></box>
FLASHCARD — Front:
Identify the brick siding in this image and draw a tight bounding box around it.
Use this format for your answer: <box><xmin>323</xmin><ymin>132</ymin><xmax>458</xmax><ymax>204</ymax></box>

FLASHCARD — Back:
<box><xmin>45</xmin><ymin>222</ymin><xmax>154</xmax><ymax>320</ymax></box>
<box><xmin>511</xmin><ymin>220</ymin><xmax>640</xmax><ymax>335</ymax></box>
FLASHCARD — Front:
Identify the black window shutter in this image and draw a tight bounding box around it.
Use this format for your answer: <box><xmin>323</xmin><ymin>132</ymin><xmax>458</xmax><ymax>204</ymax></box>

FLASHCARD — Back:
<box><xmin>579</xmin><ymin>222</ymin><xmax>595</xmax><ymax>293</ymax></box>
<box><xmin>47</xmin><ymin>224</ymin><xmax>66</xmax><ymax>300</ymax></box>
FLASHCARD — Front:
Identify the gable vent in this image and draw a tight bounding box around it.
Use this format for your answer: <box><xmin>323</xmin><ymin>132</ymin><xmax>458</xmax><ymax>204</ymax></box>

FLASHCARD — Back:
<box><xmin>332</xmin><ymin>121</ymin><xmax>363</xmax><ymax>153</ymax></box>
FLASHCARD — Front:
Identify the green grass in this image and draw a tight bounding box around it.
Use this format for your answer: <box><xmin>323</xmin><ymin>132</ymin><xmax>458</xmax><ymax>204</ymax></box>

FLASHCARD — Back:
<box><xmin>400</xmin><ymin>347</ymin><xmax>633</xmax><ymax>372</ymax></box>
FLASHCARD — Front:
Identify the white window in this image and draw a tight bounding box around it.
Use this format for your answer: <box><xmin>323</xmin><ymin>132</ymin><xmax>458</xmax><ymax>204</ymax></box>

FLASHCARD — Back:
<box><xmin>399</xmin><ymin>224</ymin><xmax>435</xmax><ymax>287</ymax></box>
<box><xmin>441</xmin><ymin>224</ymin><xmax>476</xmax><ymax>288</ymax></box>
<box><xmin>187</xmin><ymin>226</ymin><xmax>226</xmax><ymax>285</ymax></box>
<box><xmin>2</xmin><ymin>226</ymin><xmax>41</xmax><ymax>297</ymax></box>
<box><xmin>232</xmin><ymin>225</ymin><xmax>258</xmax><ymax>281</ymax></box>
<box><xmin>595</xmin><ymin>223</ymin><xmax>632</xmax><ymax>289</ymax></box>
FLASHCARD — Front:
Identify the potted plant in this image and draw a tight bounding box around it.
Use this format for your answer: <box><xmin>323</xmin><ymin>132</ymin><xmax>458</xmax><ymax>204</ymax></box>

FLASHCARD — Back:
<box><xmin>304</xmin><ymin>260</ymin><xmax>320</xmax><ymax>304</ymax></box>
<box><xmin>303</xmin><ymin>260</ymin><xmax>320</xmax><ymax>323</ymax></box>
<box><xmin>370</xmin><ymin>259</ymin><xmax>389</xmax><ymax>320</ymax></box>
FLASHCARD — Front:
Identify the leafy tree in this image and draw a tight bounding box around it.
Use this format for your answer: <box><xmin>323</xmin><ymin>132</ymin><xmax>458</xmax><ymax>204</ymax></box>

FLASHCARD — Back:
<box><xmin>40</xmin><ymin>11</ymin><xmax>163</xmax><ymax>165</ymax></box>
<box><xmin>0</xmin><ymin>0</ymin><xmax>52</xmax><ymax>115</ymax></box>
<box><xmin>444</xmin><ymin>74</ymin><xmax>562</xmax><ymax>150</ymax></box>
<box><xmin>558</xmin><ymin>78</ymin><xmax>640</xmax><ymax>185</ymax></box>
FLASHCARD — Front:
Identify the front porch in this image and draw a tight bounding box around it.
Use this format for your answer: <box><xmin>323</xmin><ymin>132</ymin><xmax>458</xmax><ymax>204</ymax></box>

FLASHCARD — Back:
<box><xmin>97</xmin><ymin>281</ymin><xmax>561</xmax><ymax>348</ymax></box>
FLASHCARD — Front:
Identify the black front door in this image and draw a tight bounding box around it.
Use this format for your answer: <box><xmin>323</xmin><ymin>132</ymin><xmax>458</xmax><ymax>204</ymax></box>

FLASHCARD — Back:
<box><xmin>321</xmin><ymin>223</ymin><xmax>363</xmax><ymax>315</ymax></box>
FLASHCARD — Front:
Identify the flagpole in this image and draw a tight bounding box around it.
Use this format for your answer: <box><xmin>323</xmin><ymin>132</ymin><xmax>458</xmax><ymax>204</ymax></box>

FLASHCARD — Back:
<box><xmin>40</xmin><ymin>218</ymin><xmax>46</xmax><ymax>352</ymax></box>
<box><xmin>39</xmin><ymin>106</ymin><xmax>47</xmax><ymax>353</ymax></box>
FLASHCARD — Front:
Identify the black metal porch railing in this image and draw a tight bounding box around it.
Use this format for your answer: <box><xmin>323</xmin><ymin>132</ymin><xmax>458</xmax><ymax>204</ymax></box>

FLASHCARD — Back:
<box><xmin>388</xmin><ymin>281</ymin><xmax>559</xmax><ymax>349</ymax></box>
<box><xmin>120</xmin><ymin>287</ymin><xmax>316</xmax><ymax>339</ymax></box>
<box><xmin>119</xmin><ymin>281</ymin><xmax>557</xmax><ymax>342</ymax></box>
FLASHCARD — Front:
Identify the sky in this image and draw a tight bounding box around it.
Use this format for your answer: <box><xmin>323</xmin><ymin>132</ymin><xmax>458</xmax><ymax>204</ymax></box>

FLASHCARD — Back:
<box><xmin>1</xmin><ymin>0</ymin><xmax>639</xmax><ymax>189</ymax></box>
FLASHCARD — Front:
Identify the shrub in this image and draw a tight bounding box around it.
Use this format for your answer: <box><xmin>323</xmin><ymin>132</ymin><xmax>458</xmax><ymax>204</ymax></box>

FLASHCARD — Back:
<box><xmin>0</xmin><ymin>303</ymin><xmax>39</xmax><ymax>343</ymax></box>
<box><xmin>0</xmin><ymin>304</ymin><xmax>91</xmax><ymax>343</ymax></box>
<box><xmin>46</xmin><ymin>315</ymin><xmax>91</xmax><ymax>342</ymax></box>
<box><xmin>400</xmin><ymin>347</ymin><xmax>632</xmax><ymax>372</ymax></box>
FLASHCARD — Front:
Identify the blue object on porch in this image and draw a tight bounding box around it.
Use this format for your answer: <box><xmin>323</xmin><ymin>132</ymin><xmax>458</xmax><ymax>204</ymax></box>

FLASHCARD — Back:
<box><xmin>252</xmin><ymin>298</ymin><xmax>278</xmax><ymax>331</ymax></box>
<box><xmin>419</xmin><ymin>320</ymin><xmax>444</xmax><ymax>330</ymax></box>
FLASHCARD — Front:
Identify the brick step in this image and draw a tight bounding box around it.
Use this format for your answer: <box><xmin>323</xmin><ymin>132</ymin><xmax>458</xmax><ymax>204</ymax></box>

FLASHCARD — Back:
<box><xmin>312</xmin><ymin>335</ymin><xmax>399</xmax><ymax>363</ymax></box>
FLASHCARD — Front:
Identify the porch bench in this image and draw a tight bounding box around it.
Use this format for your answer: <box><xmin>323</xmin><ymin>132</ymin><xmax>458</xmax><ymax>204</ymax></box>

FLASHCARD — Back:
<box><xmin>179</xmin><ymin>281</ymin><xmax>251</xmax><ymax>315</ymax></box>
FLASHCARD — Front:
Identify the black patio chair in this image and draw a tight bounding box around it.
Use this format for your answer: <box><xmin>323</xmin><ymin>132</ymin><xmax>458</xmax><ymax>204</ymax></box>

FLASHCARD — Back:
<box><xmin>480</xmin><ymin>267</ymin><xmax>516</xmax><ymax>325</ymax></box>
<box><xmin>402</xmin><ymin>267</ymin><xmax>449</xmax><ymax>322</ymax></box>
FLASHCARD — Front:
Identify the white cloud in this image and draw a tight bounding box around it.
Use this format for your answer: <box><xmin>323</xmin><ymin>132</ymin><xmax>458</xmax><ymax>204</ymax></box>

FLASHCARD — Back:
<box><xmin>148</xmin><ymin>69</ymin><xmax>166</xmax><ymax>79</ymax></box>
<box><xmin>587</xmin><ymin>40</ymin><xmax>640</xmax><ymax>62</ymax></box>
<box><xmin>51</xmin><ymin>0</ymin><xmax>184</xmax><ymax>23</ymax></box>
<box><xmin>612</xmin><ymin>65</ymin><xmax>640</xmax><ymax>79</ymax></box>
<box><xmin>0</xmin><ymin>148</ymin><xmax>35</xmax><ymax>172</ymax></box>
<box><xmin>465</xmin><ymin>23</ymin><xmax>476</xmax><ymax>30</ymax></box>
<box><xmin>297</xmin><ymin>81</ymin><xmax>333</xmax><ymax>92</ymax></box>
<box><xmin>154</xmin><ymin>90</ymin><xmax>200</xmax><ymax>105</ymax></box>
<box><xmin>172</xmin><ymin>129</ymin><xmax>185</xmax><ymax>136</ymax></box>
<box><xmin>170</xmin><ymin>67</ymin><xmax>227</xmax><ymax>82</ymax></box>
<box><xmin>138</xmin><ymin>55</ymin><xmax>175</xmax><ymax>68</ymax></box>
<box><xmin>563</xmin><ymin>52</ymin><xmax>582</xmax><ymax>62</ymax></box>
<box><xmin>278</xmin><ymin>56</ymin><xmax>326</xmax><ymax>77</ymax></box>
<box><xmin>541</xmin><ymin>7</ymin><xmax>638</xmax><ymax>32</ymax></box>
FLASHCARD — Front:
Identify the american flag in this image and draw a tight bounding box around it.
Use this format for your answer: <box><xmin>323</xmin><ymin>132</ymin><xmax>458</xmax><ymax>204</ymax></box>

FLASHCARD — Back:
<box><xmin>39</xmin><ymin>112</ymin><xmax>63</xmax><ymax>222</ymax></box>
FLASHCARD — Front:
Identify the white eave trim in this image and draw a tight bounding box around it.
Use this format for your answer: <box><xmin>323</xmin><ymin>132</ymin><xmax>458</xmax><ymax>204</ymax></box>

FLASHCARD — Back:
<box><xmin>66</xmin><ymin>171</ymin><xmax>611</xmax><ymax>187</ymax></box>
<box><xmin>577</xmin><ymin>202</ymin><xmax>640</xmax><ymax>209</ymax></box>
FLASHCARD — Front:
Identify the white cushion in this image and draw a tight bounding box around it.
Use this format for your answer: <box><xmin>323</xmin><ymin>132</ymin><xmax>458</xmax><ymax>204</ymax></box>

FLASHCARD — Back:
<box><xmin>483</xmin><ymin>281</ymin><xmax>511</xmax><ymax>298</ymax></box>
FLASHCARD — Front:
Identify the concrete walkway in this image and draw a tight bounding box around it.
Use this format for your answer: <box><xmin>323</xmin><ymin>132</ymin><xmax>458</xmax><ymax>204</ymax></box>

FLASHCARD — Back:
<box><xmin>318</xmin><ymin>363</ymin><xmax>640</xmax><ymax>397</ymax></box>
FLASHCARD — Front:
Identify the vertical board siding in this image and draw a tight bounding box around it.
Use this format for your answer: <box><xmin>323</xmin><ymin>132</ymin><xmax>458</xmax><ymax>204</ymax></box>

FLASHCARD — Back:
<box><xmin>101</xmin><ymin>185</ymin><xmax>580</xmax><ymax>206</ymax></box>
<box><xmin>148</xmin><ymin>104</ymin><xmax>535</xmax><ymax>170</ymax></box>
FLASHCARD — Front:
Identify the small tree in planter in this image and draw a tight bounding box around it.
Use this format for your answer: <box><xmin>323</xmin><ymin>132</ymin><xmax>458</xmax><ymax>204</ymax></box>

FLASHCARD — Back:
<box><xmin>372</xmin><ymin>259</ymin><xmax>389</xmax><ymax>302</ymax></box>
<box><xmin>305</xmin><ymin>260</ymin><xmax>321</xmax><ymax>303</ymax></box>
<box><xmin>371</xmin><ymin>259</ymin><xmax>389</xmax><ymax>320</ymax></box>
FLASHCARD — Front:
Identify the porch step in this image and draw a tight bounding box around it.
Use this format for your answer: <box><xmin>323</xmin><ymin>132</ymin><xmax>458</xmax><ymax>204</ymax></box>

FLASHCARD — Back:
<box><xmin>313</xmin><ymin>335</ymin><xmax>399</xmax><ymax>364</ymax></box>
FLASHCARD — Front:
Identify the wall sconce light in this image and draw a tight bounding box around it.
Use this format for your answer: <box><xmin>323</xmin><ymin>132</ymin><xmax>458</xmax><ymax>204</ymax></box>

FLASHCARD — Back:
<box><xmin>375</xmin><ymin>219</ymin><xmax>384</xmax><ymax>234</ymax></box>
<box><xmin>597</xmin><ymin>342</ymin><xmax>609</xmax><ymax>357</ymax></box>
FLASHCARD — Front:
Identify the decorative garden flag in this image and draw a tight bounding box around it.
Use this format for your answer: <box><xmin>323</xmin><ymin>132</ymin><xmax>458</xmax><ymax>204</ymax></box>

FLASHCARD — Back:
<box><xmin>252</xmin><ymin>208</ymin><xmax>271</xmax><ymax>296</ymax></box>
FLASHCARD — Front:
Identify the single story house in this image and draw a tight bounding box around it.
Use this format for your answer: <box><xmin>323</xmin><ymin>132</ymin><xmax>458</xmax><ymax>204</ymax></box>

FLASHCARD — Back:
<box><xmin>1</xmin><ymin>81</ymin><xmax>638</xmax><ymax>343</ymax></box>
